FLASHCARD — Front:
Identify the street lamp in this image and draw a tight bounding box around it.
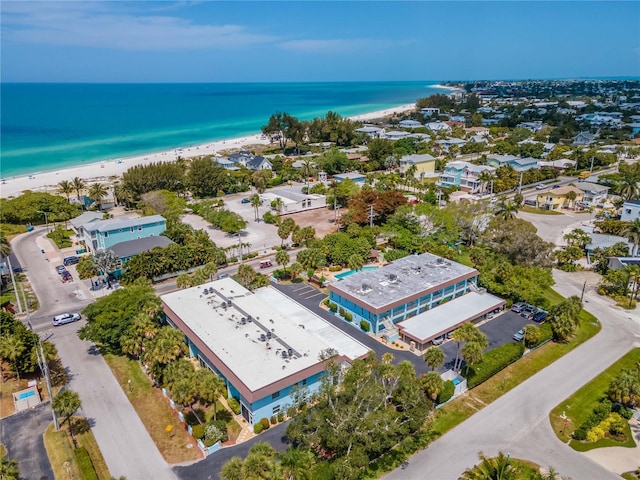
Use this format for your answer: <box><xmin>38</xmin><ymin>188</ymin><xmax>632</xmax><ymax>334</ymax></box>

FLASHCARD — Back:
<box><xmin>38</xmin><ymin>211</ymin><xmax>49</xmax><ymax>233</ymax></box>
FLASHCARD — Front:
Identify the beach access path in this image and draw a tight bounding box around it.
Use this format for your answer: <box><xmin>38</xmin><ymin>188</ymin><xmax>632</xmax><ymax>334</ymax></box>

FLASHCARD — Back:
<box><xmin>384</xmin><ymin>269</ymin><xmax>640</xmax><ymax>480</ymax></box>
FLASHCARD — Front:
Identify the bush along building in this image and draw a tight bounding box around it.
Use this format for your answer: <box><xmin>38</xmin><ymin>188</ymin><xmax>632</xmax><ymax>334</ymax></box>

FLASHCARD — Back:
<box><xmin>161</xmin><ymin>278</ymin><xmax>368</xmax><ymax>426</ymax></box>
<box><xmin>328</xmin><ymin>253</ymin><xmax>504</xmax><ymax>351</ymax></box>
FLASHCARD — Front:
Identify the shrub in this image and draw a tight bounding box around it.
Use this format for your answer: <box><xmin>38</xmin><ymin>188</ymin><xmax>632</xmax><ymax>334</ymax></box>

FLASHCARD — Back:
<box><xmin>227</xmin><ymin>397</ymin><xmax>241</xmax><ymax>415</ymax></box>
<box><xmin>227</xmin><ymin>257</ymin><xmax>238</xmax><ymax>264</ymax></box>
<box><xmin>463</xmin><ymin>342</ymin><xmax>524</xmax><ymax>389</ymax></box>
<box><xmin>360</xmin><ymin>320</ymin><xmax>370</xmax><ymax>332</ymax></box>
<box><xmin>260</xmin><ymin>417</ymin><xmax>270</xmax><ymax>430</ymax></box>
<box><xmin>270</xmin><ymin>415</ymin><xmax>277</xmax><ymax>425</ymax></box>
<box><xmin>572</xmin><ymin>427</ymin><xmax>587</xmax><ymax>441</ymax></box>
<box><xmin>191</xmin><ymin>424</ymin><xmax>205</xmax><ymax>439</ymax></box>
<box><xmin>204</xmin><ymin>419</ymin><xmax>228</xmax><ymax>446</ymax></box>
<box><xmin>263</xmin><ymin>211</ymin><xmax>278</xmax><ymax>224</ymax></box>
<box><xmin>343</xmin><ymin>312</ymin><xmax>353</xmax><ymax>322</ymax></box>
<box><xmin>437</xmin><ymin>380</ymin><xmax>455</xmax><ymax>404</ymax></box>
<box><xmin>277</xmin><ymin>412</ymin><xmax>285</xmax><ymax>423</ymax></box>
<box><xmin>74</xmin><ymin>447</ymin><xmax>98</xmax><ymax>480</ymax></box>
<box><xmin>322</xmin><ymin>298</ymin><xmax>330</xmax><ymax>307</ymax></box>
<box><xmin>613</xmin><ymin>404</ymin><xmax>633</xmax><ymax>420</ymax></box>
<box><xmin>242</xmin><ymin>252</ymin><xmax>258</xmax><ymax>260</ymax></box>
<box><xmin>329</xmin><ymin>302</ymin><xmax>338</xmax><ymax>313</ymax></box>
<box><xmin>254</xmin><ymin>422</ymin><xmax>264</xmax><ymax>434</ymax></box>
<box><xmin>339</xmin><ymin>307</ymin><xmax>346</xmax><ymax>316</ymax></box>
<box><xmin>328</xmin><ymin>265</ymin><xmax>343</xmax><ymax>272</ymax></box>
<box><xmin>185</xmin><ymin>410</ymin><xmax>202</xmax><ymax>426</ymax></box>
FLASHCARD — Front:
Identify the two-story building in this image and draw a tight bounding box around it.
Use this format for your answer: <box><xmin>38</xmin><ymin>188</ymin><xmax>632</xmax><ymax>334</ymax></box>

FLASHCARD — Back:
<box><xmin>438</xmin><ymin>161</ymin><xmax>496</xmax><ymax>194</ymax></box>
<box><xmin>575</xmin><ymin>182</ymin><xmax>610</xmax><ymax>206</ymax></box>
<box><xmin>229</xmin><ymin>151</ymin><xmax>272</xmax><ymax>171</ymax></box>
<box><xmin>328</xmin><ymin>253</ymin><xmax>503</xmax><ymax>344</ymax></box>
<box><xmin>76</xmin><ymin>214</ymin><xmax>167</xmax><ymax>254</ymax></box>
<box><xmin>398</xmin><ymin>119</ymin><xmax>423</xmax><ymax>129</ymax></box>
<box><xmin>355</xmin><ymin>125</ymin><xmax>384</xmax><ymax>138</ymax></box>
<box><xmin>161</xmin><ymin>278</ymin><xmax>369</xmax><ymax>426</ymax></box>
<box><xmin>487</xmin><ymin>155</ymin><xmax>539</xmax><ymax>172</ymax></box>
<box><xmin>399</xmin><ymin>153</ymin><xmax>436</xmax><ymax>178</ymax></box>
<box><xmin>536</xmin><ymin>186</ymin><xmax>584</xmax><ymax>211</ymax></box>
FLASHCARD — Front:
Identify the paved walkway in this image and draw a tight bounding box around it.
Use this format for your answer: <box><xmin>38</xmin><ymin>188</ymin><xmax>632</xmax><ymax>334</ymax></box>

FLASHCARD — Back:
<box><xmin>582</xmin><ymin>418</ymin><xmax>640</xmax><ymax>474</ymax></box>
<box><xmin>384</xmin><ymin>269</ymin><xmax>640</xmax><ymax>480</ymax></box>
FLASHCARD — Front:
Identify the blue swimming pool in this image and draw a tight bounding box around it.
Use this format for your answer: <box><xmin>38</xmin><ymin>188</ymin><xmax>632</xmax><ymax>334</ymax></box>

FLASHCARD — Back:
<box><xmin>335</xmin><ymin>266</ymin><xmax>378</xmax><ymax>280</ymax></box>
<box><xmin>18</xmin><ymin>390</ymin><xmax>35</xmax><ymax>400</ymax></box>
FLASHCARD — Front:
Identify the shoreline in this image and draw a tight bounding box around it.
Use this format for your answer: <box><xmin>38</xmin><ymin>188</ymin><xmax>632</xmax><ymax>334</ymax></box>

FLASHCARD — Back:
<box><xmin>0</xmin><ymin>103</ymin><xmax>416</xmax><ymax>198</ymax></box>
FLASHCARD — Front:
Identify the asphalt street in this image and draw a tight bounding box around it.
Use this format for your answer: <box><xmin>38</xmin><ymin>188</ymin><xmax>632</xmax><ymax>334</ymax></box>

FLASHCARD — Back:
<box><xmin>12</xmin><ymin>228</ymin><xmax>176</xmax><ymax>480</ymax></box>
<box><xmin>0</xmin><ymin>401</ymin><xmax>54</xmax><ymax>480</ymax></box>
<box><xmin>384</xmin><ymin>270</ymin><xmax>640</xmax><ymax>480</ymax></box>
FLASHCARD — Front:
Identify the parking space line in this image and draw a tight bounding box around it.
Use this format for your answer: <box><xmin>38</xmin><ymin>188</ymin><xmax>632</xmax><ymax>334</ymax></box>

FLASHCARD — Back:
<box><xmin>293</xmin><ymin>286</ymin><xmax>311</xmax><ymax>292</ymax></box>
<box><xmin>303</xmin><ymin>292</ymin><xmax>325</xmax><ymax>300</ymax></box>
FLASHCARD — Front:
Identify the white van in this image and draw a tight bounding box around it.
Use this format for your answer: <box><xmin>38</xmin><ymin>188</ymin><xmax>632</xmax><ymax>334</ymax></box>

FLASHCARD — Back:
<box><xmin>52</xmin><ymin>313</ymin><xmax>81</xmax><ymax>326</ymax></box>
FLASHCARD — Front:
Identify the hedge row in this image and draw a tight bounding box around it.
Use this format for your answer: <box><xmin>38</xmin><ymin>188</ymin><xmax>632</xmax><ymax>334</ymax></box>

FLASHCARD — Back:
<box><xmin>74</xmin><ymin>447</ymin><xmax>99</xmax><ymax>480</ymax></box>
<box><xmin>463</xmin><ymin>342</ymin><xmax>525</xmax><ymax>389</ymax></box>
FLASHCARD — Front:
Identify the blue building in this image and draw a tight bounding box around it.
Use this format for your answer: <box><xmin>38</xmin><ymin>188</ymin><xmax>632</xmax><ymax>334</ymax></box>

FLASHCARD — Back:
<box><xmin>162</xmin><ymin>278</ymin><xmax>368</xmax><ymax>426</ymax></box>
<box><xmin>328</xmin><ymin>253</ymin><xmax>480</xmax><ymax>340</ymax></box>
<box><xmin>76</xmin><ymin>214</ymin><xmax>166</xmax><ymax>254</ymax></box>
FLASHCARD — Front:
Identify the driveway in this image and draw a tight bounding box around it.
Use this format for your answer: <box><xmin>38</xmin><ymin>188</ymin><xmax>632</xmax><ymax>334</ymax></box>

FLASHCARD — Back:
<box><xmin>384</xmin><ymin>270</ymin><xmax>640</xmax><ymax>480</ymax></box>
<box><xmin>12</xmin><ymin>229</ymin><xmax>176</xmax><ymax>480</ymax></box>
<box><xmin>0</xmin><ymin>402</ymin><xmax>54</xmax><ymax>480</ymax></box>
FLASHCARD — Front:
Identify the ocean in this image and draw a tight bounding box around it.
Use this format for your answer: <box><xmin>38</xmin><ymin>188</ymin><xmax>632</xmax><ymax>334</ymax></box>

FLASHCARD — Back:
<box><xmin>0</xmin><ymin>82</ymin><xmax>447</xmax><ymax>178</ymax></box>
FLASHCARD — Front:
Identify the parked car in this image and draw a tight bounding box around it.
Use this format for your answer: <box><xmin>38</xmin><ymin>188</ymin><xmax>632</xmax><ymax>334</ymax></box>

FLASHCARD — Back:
<box><xmin>511</xmin><ymin>302</ymin><xmax>526</xmax><ymax>313</ymax></box>
<box><xmin>536</xmin><ymin>184</ymin><xmax>546</xmax><ymax>190</ymax></box>
<box><xmin>521</xmin><ymin>307</ymin><xmax>536</xmax><ymax>320</ymax></box>
<box><xmin>432</xmin><ymin>335</ymin><xmax>446</xmax><ymax>346</ymax></box>
<box><xmin>513</xmin><ymin>329</ymin><xmax>525</xmax><ymax>342</ymax></box>
<box><xmin>61</xmin><ymin>272</ymin><xmax>72</xmax><ymax>282</ymax></box>
<box><xmin>63</xmin><ymin>256</ymin><xmax>80</xmax><ymax>266</ymax></box>
<box><xmin>52</xmin><ymin>313</ymin><xmax>81</xmax><ymax>326</ymax></box>
<box><xmin>552</xmin><ymin>184</ymin><xmax>561</xmax><ymax>189</ymax></box>
<box><xmin>217</xmin><ymin>273</ymin><xmax>230</xmax><ymax>279</ymax></box>
<box><xmin>533</xmin><ymin>309</ymin><xmax>548</xmax><ymax>323</ymax></box>
<box><xmin>56</xmin><ymin>265</ymin><xmax>67</xmax><ymax>273</ymax></box>
<box><xmin>259</xmin><ymin>260</ymin><xmax>272</xmax><ymax>269</ymax></box>
<box><xmin>241</xmin><ymin>198</ymin><xmax>251</xmax><ymax>204</ymax></box>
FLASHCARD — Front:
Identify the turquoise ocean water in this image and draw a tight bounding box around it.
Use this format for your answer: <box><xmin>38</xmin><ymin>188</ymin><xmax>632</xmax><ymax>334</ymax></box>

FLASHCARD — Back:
<box><xmin>0</xmin><ymin>82</ymin><xmax>447</xmax><ymax>178</ymax></box>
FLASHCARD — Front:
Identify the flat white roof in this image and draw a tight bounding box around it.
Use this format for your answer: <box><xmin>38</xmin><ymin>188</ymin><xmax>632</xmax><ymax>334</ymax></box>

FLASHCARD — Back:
<box><xmin>398</xmin><ymin>292</ymin><xmax>505</xmax><ymax>343</ymax></box>
<box><xmin>162</xmin><ymin>278</ymin><xmax>368</xmax><ymax>393</ymax></box>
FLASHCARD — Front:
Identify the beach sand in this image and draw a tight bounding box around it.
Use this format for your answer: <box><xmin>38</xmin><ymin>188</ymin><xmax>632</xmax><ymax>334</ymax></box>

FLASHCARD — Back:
<box><xmin>0</xmin><ymin>103</ymin><xmax>416</xmax><ymax>198</ymax></box>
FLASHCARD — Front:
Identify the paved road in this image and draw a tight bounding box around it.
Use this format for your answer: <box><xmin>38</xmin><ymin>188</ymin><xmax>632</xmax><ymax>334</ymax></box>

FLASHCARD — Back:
<box><xmin>12</xmin><ymin>229</ymin><xmax>176</xmax><ymax>480</ymax></box>
<box><xmin>384</xmin><ymin>270</ymin><xmax>640</xmax><ymax>480</ymax></box>
<box><xmin>174</xmin><ymin>421</ymin><xmax>289</xmax><ymax>480</ymax></box>
<box><xmin>0</xmin><ymin>402</ymin><xmax>54</xmax><ymax>480</ymax></box>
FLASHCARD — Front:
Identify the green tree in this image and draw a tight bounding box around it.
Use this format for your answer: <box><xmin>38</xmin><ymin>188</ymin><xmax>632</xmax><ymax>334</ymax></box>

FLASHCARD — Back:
<box><xmin>421</xmin><ymin>371</ymin><xmax>444</xmax><ymax>401</ymax></box>
<box><xmin>0</xmin><ymin>234</ymin><xmax>10</xmax><ymax>258</ymax></box>
<box><xmin>623</xmin><ymin>219</ymin><xmax>640</xmax><ymax>257</ymax></box>
<box><xmin>461</xmin><ymin>451</ymin><xmax>519</xmax><ymax>480</ymax></box>
<box><xmin>87</xmin><ymin>183</ymin><xmax>109</xmax><ymax>210</ymax></box>
<box><xmin>277</xmin><ymin>218</ymin><xmax>296</xmax><ymax>247</ymax></box>
<box><xmin>494</xmin><ymin>200</ymin><xmax>518</xmax><ymax>221</ymax></box>
<box><xmin>423</xmin><ymin>346</ymin><xmax>445</xmax><ymax>371</ymax></box>
<box><xmin>145</xmin><ymin>326</ymin><xmax>187</xmax><ymax>365</ymax></box>
<box><xmin>52</xmin><ymin>390</ymin><xmax>82</xmax><ymax>441</ymax></box>
<box><xmin>289</xmin><ymin>262</ymin><xmax>303</xmax><ymax>281</ymax></box>
<box><xmin>58</xmin><ymin>180</ymin><xmax>74</xmax><ymax>202</ymax></box>
<box><xmin>461</xmin><ymin>341</ymin><xmax>485</xmax><ymax>374</ymax></box>
<box><xmin>347</xmin><ymin>254</ymin><xmax>364</xmax><ymax>272</ymax></box>
<box><xmin>93</xmin><ymin>249</ymin><xmax>120</xmax><ymax>284</ymax></box>
<box><xmin>0</xmin><ymin>334</ymin><xmax>25</xmax><ymax>381</ymax></box>
<box><xmin>72</xmin><ymin>177</ymin><xmax>86</xmax><ymax>201</ymax></box>
<box><xmin>608</xmin><ymin>367</ymin><xmax>640</xmax><ymax>408</ymax></box>
<box><xmin>237</xmin><ymin>263</ymin><xmax>257</xmax><ymax>288</ymax></box>
<box><xmin>250</xmin><ymin>194</ymin><xmax>262</xmax><ymax>222</ymax></box>
<box><xmin>188</xmin><ymin>158</ymin><xmax>227</xmax><ymax>198</ymax></box>
<box><xmin>564</xmin><ymin>190</ymin><xmax>578</xmax><ymax>209</ymax></box>
<box><xmin>261</xmin><ymin>112</ymin><xmax>298</xmax><ymax>152</ymax></box>
<box><xmin>251</xmin><ymin>170</ymin><xmax>272</xmax><ymax>194</ymax></box>
<box><xmin>278</xmin><ymin>447</ymin><xmax>314</xmax><ymax>480</ymax></box>
<box><xmin>0</xmin><ymin>453</ymin><xmax>20</xmax><ymax>480</ymax></box>
<box><xmin>194</xmin><ymin>368</ymin><xmax>227</xmax><ymax>421</ymax></box>
<box><xmin>276</xmin><ymin>249</ymin><xmax>290</xmax><ymax>275</ymax></box>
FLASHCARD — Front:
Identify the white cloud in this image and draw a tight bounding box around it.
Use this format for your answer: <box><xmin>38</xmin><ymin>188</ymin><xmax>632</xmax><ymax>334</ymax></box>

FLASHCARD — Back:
<box><xmin>1</xmin><ymin>2</ymin><xmax>275</xmax><ymax>51</ymax></box>
<box><xmin>279</xmin><ymin>37</ymin><xmax>413</xmax><ymax>53</ymax></box>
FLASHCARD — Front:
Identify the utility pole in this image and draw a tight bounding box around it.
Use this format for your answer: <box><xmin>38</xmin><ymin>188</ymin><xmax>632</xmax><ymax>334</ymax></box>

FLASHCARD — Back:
<box><xmin>368</xmin><ymin>205</ymin><xmax>376</xmax><ymax>229</ymax></box>
<box><xmin>36</xmin><ymin>342</ymin><xmax>58</xmax><ymax>430</ymax></box>
<box><xmin>580</xmin><ymin>281</ymin><xmax>587</xmax><ymax>302</ymax></box>
<box><xmin>38</xmin><ymin>211</ymin><xmax>49</xmax><ymax>233</ymax></box>
<box><xmin>518</xmin><ymin>171</ymin><xmax>524</xmax><ymax>194</ymax></box>
<box><xmin>589</xmin><ymin>156</ymin><xmax>595</xmax><ymax>175</ymax></box>
<box><xmin>6</xmin><ymin>256</ymin><xmax>22</xmax><ymax>313</ymax></box>
<box><xmin>19</xmin><ymin>282</ymin><xmax>32</xmax><ymax>330</ymax></box>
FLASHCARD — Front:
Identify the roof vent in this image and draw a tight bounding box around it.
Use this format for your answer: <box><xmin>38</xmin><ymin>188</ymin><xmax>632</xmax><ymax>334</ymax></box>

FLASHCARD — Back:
<box><xmin>266</xmin><ymin>331</ymin><xmax>272</xmax><ymax>339</ymax></box>
<box><xmin>359</xmin><ymin>283</ymin><xmax>372</xmax><ymax>294</ymax></box>
<box><xmin>287</xmin><ymin>348</ymin><xmax>293</xmax><ymax>357</ymax></box>
<box><xmin>260</xmin><ymin>334</ymin><xmax>266</xmax><ymax>342</ymax></box>
<box><xmin>203</xmin><ymin>288</ymin><xmax>209</xmax><ymax>294</ymax></box>
<box><xmin>281</xmin><ymin>350</ymin><xmax>288</xmax><ymax>359</ymax></box>
<box><xmin>388</xmin><ymin>274</ymin><xmax>398</xmax><ymax>283</ymax></box>
<box><xmin>241</xmin><ymin>318</ymin><xmax>246</xmax><ymax>325</ymax></box>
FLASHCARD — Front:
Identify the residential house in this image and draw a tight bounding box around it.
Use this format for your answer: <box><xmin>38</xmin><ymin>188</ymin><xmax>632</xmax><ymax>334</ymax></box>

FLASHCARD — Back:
<box><xmin>261</xmin><ymin>189</ymin><xmax>327</xmax><ymax>215</ymax></box>
<box><xmin>465</xmin><ymin>126</ymin><xmax>490</xmax><ymax>137</ymax></box>
<box><xmin>214</xmin><ymin>157</ymin><xmax>238</xmax><ymax>170</ymax></box>
<box><xmin>482</xmin><ymin>118</ymin><xmax>501</xmax><ymax>126</ymax></box>
<box><xmin>421</xmin><ymin>108</ymin><xmax>440</xmax><ymax>117</ymax></box>
<box><xmin>399</xmin><ymin>153</ymin><xmax>436</xmax><ymax>178</ymax></box>
<box><xmin>438</xmin><ymin>161</ymin><xmax>496</xmax><ymax>194</ymax></box>
<box><xmin>535</xmin><ymin>186</ymin><xmax>584</xmax><ymax>211</ymax></box>
<box><xmin>586</xmin><ymin>234</ymin><xmax>632</xmax><ymax>257</ymax></box>
<box><xmin>162</xmin><ymin>278</ymin><xmax>369</xmax><ymax>426</ymax></box>
<box><xmin>607</xmin><ymin>257</ymin><xmax>640</xmax><ymax>270</ymax></box>
<box><xmin>398</xmin><ymin>119</ymin><xmax>423</xmax><ymax>129</ymax></box>
<box><xmin>436</xmin><ymin>137</ymin><xmax>467</xmax><ymax>153</ymax></box>
<box><xmin>328</xmin><ymin>252</ymin><xmax>504</xmax><ymax>343</ymax></box>
<box><xmin>229</xmin><ymin>151</ymin><xmax>273</xmax><ymax>171</ymax></box>
<box><xmin>468</xmin><ymin>135</ymin><xmax>488</xmax><ymax>144</ymax></box>
<box><xmin>110</xmin><ymin>236</ymin><xmax>174</xmax><ymax>263</ymax></box>
<box><xmin>574</xmin><ymin>182</ymin><xmax>610</xmax><ymax>206</ymax></box>
<box><xmin>70</xmin><ymin>211</ymin><xmax>103</xmax><ymax>237</ymax></box>
<box><xmin>572</xmin><ymin>132</ymin><xmax>596</xmax><ymax>146</ymax></box>
<box><xmin>333</xmin><ymin>172</ymin><xmax>366</xmax><ymax>185</ymax></box>
<box><xmin>517</xmin><ymin>121</ymin><xmax>545</xmax><ymax>133</ymax></box>
<box><xmin>538</xmin><ymin>158</ymin><xmax>577</xmax><ymax>172</ymax></box>
<box><xmin>426</xmin><ymin>121</ymin><xmax>452</xmax><ymax>133</ymax></box>
<box><xmin>448</xmin><ymin>115</ymin><xmax>466</xmax><ymax>124</ymax></box>
<box><xmin>486</xmin><ymin>154</ymin><xmax>538</xmax><ymax>172</ymax></box>
<box><xmin>383</xmin><ymin>130</ymin><xmax>411</xmax><ymax>141</ymax></box>
<box><xmin>77</xmin><ymin>214</ymin><xmax>167</xmax><ymax>254</ymax></box>
<box><xmin>355</xmin><ymin>125</ymin><xmax>384</xmax><ymax>138</ymax></box>
<box><xmin>621</xmin><ymin>200</ymin><xmax>640</xmax><ymax>222</ymax></box>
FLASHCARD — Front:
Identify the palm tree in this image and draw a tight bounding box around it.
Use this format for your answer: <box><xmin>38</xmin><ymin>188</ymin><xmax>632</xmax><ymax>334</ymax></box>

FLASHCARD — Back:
<box><xmin>495</xmin><ymin>200</ymin><xmax>518</xmax><ymax>221</ymax></box>
<box><xmin>0</xmin><ymin>234</ymin><xmax>10</xmax><ymax>258</ymax></box>
<box><xmin>461</xmin><ymin>451</ymin><xmax>519</xmax><ymax>480</ymax></box>
<box><xmin>300</xmin><ymin>158</ymin><xmax>316</xmax><ymax>190</ymax></box>
<box><xmin>477</xmin><ymin>170</ymin><xmax>496</xmax><ymax>197</ymax></box>
<box><xmin>250</xmin><ymin>194</ymin><xmax>262</xmax><ymax>222</ymax></box>
<box><xmin>623</xmin><ymin>219</ymin><xmax>640</xmax><ymax>257</ymax></box>
<box><xmin>347</xmin><ymin>253</ymin><xmax>364</xmax><ymax>272</ymax></box>
<box><xmin>278</xmin><ymin>447</ymin><xmax>314</xmax><ymax>480</ymax></box>
<box><xmin>289</xmin><ymin>262</ymin><xmax>303</xmax><ymax>281</ymax></box>
<box><xmin>0</xmin><ymin>334</ymin><xmax>25</xmax><ymax>381</ymax></box>
<box><xmin>423</xmin><ymin>346</ymin><xmax>445</xmax><ymax>371</ymax></box>
<box><xmin>421</xmin><ymin>371</ymin><xmax>444</xmax><ymax>401</ymax></box>
<box><xmin>194</xmin><ymin>368</ymin><xmax>227</xmax><ymax>421</ymax></box>
<box><xmin>88</xmin><ymin>183</ymin><xmax>109</xmax><ymax>211</ymax></box>
<box><xmin>147</xmin><ymin>327</ymin><xmax>187</xmax><ymax>365</ymax></box>
<box><xmin>276</xmin><ymin>249</ymin><xmax>290</xmax><ymax>275</ymax></box>
<box><xmin>619</xmin><ymin>177</ymin><xmax>640</xmax><ymax>201</ymax></box>
<box><xmin>462</xmin><ymin>341</ymin><xmax>485</xmax><ymax>374</ymax></box>
<box><xmin>564</xmin><ymin>190</ymin><xmax>578</xmax><ymax>210</ymax></box>
<box><xmin>0</xmin><ymin>453</ymin><xmax>20</xmax><ymax>480</ymax></box>
<box><xmin>52</xmin><ymin>390</ymin><xmax>82</xmax><ymax>442</ymax></box>
<box><xmin>72</xmin><ymin>177</ymin><xmax>86</xmax><ymax>201</ymax></box>
<box><xmin>58</xmin><ymin>180</ymin><xmax>74</xmax><ymax>202</ymax></box>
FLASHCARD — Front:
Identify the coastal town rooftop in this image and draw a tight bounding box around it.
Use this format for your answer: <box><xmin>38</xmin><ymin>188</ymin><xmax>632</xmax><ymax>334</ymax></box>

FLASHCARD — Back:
<box><xmin>329</xmin><ymin>253</ymin><xmax>479</xmax><ymax>310</ymax></box>
<box><xmin>161</xmin><ymin>278</ymin><xmax>369</xmax><ymax>394</ymax></box>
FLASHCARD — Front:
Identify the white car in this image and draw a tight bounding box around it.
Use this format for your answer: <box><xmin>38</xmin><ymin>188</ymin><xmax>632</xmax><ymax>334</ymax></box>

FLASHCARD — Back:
<box><xmin>536</xmin><ymin>184</ymin><xmax>547</xmax><ymax>190</ymax></box>
<box><xmin>52</xmin><ymin>313</ymin><xmax>81</xmax><ymax>326</ymax></box>
<box><xmin>432</xmin><ymin>335</ymin><xmax>446</xmax><ymax>346</ymax></box>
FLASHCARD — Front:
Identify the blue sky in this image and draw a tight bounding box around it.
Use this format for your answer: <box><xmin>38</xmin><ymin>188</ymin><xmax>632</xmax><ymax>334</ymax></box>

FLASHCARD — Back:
<box><xmin>1</xmin><ymin>1</ymin><xmax>639</xmax><ymax>82</ymax></box>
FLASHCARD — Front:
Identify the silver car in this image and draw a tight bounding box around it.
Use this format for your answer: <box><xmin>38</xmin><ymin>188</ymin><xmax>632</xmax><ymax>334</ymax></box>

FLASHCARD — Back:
<box><xmin>52</xmin><ymin>313</ymin><xmax>81</xmax><ymax>326</ymax></box>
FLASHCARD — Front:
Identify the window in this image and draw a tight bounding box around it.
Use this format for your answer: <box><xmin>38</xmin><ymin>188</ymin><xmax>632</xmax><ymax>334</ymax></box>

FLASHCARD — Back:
<box><xmin>138</xmin><ymin>226</ymin><xmax>143</xmax><ymax>231</ymax></box>
<box><xmin>302</xmin><ymin>379</ymin><xmax>307</xmax><ymax>386</ymax></box>
<box><xmin>271</xmin><ymin>391</ymin><xmax>280</xmax><ymax>399</ymax></box>
<box><xmin>130</xmin><ymin>227</ymin><xmax>135</xmax><ymax>233</ymax></box>
<box><xmin>272</xmin><ymin>405</ymin><xmax>280</xmax><ymax>414</ymax></box>
<box><xmin>104</xmin><ymin>232</ymin><xmax>108</xmax><ymax>238</ymax></box>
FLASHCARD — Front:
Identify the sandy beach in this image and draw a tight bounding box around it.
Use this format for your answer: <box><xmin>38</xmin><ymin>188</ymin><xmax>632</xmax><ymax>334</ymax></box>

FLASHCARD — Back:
<box><xmin>0</xmin><ymin>103</ymin><xmax>416</xmax><ymax>199</ymax></box>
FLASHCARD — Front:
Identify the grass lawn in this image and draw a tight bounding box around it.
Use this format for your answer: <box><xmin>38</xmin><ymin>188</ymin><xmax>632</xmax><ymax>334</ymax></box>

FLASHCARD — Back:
<box><xmin>103</xmin><ymin>354</ymin><xmax>201</xmax><ymax>464</ymax></box>
<box><xmin>431</xmin><ymin>289</ymin><xmax>601</xmax><ymax>436</ymax></box>
<box><xmin>549</xmin><ymin>348</ymin><xmax>640</xmax><ymax>447</ymax></box>
<box><xmin>520</xmin><ymin>206</ymin><xmax>564</xmax><ymax>215</ymax></box>
<box><xmin>44</xmin><ymin>417</ymin><xmax>111</xmax><ymax>480</ymax></box>
<box><xmin>0</xmin><ymin>376</ymin><xmax>56</xmax><ymax>418</ymax></box>
<box><xmin>0</xmin><ymin>223</ymin><xmax>28</xmax><ymax>238</ymax></box>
